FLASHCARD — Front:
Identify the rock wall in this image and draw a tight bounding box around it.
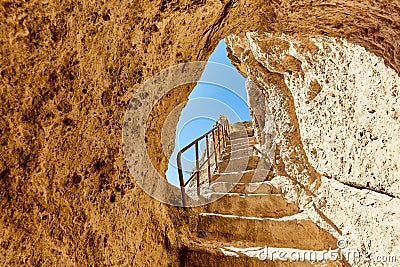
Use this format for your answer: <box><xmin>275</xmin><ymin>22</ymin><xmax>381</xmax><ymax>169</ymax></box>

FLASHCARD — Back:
<box><xmin>226</xmin><ymin>32</ymin><xmax>400</xmax><ymax>265</ymax></box>
<box><xmin>0</xmin><ymin>1</ymin><xmax>241</xmax><ymax>265</ymax></box>
<box><xmin>2</xmin><ymin>0</ymin><xmax>400</xmax><ymax>265</ymax></box>
<box><xmin>246</xmin><ymin>80</ymin><xmax>276</xmax><ymax>168</ymax></box>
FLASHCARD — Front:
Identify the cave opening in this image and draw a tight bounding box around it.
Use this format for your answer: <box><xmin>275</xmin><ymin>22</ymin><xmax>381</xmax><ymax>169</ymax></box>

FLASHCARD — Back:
<box><xmin>165</xmin><ymin>39</ymin><xmax>251</xmax><ymax>187</ymax></box>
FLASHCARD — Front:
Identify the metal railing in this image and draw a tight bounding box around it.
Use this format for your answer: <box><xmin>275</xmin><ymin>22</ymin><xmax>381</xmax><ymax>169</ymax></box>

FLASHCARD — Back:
<box><xmin>177</xmin><ymin>118</ymin><xmax>230</xmax><ymax>207</ymax></box>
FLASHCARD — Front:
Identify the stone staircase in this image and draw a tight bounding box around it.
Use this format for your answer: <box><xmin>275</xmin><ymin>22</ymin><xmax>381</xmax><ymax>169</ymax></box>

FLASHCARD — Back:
<box><xmin>181</xmin><ymin>122</ymin><xmax>346</xmax><ymax>266</ymax></box>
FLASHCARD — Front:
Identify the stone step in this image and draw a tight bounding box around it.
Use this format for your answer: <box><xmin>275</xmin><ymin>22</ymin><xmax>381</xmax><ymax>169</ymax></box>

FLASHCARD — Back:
<box><xmin>182</xmin><ymin>240</ymin><xmax>345</xmax><ymax>267</ymax></box>
<box><xmin>229</xmin><ymin>136</ymin><xmax>256</xmax><ymax>145</ymax></box>
<box><xmin>230</xmin><ymin>135</ymin><xmax>256</xmax><ymax>141</ymax></box>
<box><xmin>229</xmin><ymin>134</ymin><xmax>254</xmax><ymax>140</ymax></box>
<box><xmin>197</xmin><ymin>213</ymin><xmax>338</xmax><ymax>250</ymax></box>
<box><xmin>205</xmin><ymin>193</ymin><xmax>299</xmax><ymax>218</ymax></box>
<box><xmin>221</xmin><ymin>147</ymin><xmax>254</xmax><ymax>160</ymax></box>
<box><xmin>225</xmin><ymin>142</ymin><xmax>255</xmax><ymax>152</ymax></box>
<box><xmin>225</xmin><ymin>138</ymin><xmax>251</xmax><ymax>146</ymax></box>
<box><xmin>218</xmin><ymin>156</ymin><xmax>260</xmax><ymax>173</ymax></box>
<box><xmin>212</xmin><ymin>169</ymin><xmax>274</xmax><ymax>183</ymax></box>
<box><xmin>210</xmin><ymin>181</ymin><xmax>281</xmax><ymax>194</ymax></box>
<box><xmin>230</xmin><ymin>129</ymin><xmax>254</xmax><ymax>139</ymax></box>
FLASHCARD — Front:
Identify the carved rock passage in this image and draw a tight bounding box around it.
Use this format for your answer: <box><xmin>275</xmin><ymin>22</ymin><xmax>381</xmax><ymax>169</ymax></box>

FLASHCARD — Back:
<box><xmin>3</xmin><ymin>0</ymin><xmax>400</xmax><ymax>266</ymax></box>
<box><xmin>226</xmin><ymin>32</ymin><xmax>400</xmax><ymax>264</ymax></box>
<box><xmin>226</xmin><ymin>33</ymin><xmax>323</xmax><ymax>193</ymax></box>
<box><xmin>183</xmin><ymin>122</ymin><xmax>343</xmax><ymax>266</ymax></box>
<box><xmin>227</xmin><ymin>32</ymin><xmax>400</xmax><ymax>197</ymax></box>
<box><xmin>246</xmin><ymin>80</ymin><xmax>276</xmax><ymax>168</ymax></box>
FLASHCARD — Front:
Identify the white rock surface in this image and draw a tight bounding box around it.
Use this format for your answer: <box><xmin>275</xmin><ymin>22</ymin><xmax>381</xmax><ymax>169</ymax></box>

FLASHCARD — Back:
<box><xmin>226</xmin><ymin>32</ymin><xmax>400</xmax><ymax>267</ymax></box>
<box><xmin>242</xmin><ymin>32</ymin><xmax>400</xmax><ymax>198</ymax></box>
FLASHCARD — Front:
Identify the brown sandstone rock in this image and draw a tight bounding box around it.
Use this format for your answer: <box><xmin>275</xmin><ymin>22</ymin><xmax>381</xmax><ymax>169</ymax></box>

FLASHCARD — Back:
<box><xmin>2</xmin><ymin>0</ymin><xmax>400</xmax><ymax>266</ymax></box>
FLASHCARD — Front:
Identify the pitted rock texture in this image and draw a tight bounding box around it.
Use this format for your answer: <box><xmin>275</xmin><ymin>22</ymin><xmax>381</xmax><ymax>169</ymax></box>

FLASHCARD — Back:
<box><xmin>2</xmin><ymin>0</ymin><xmax>400</xmax><ymax>266</ymax></box>
<box><xmin>228</xmin><ymin>32</ymin><xmax>400</xmax><ymax>198</ymax></box>
<box><xmin>316</xmin><ymin>176</ymin><xmax>400</xmax><ymax>264</ymax></box>
<box><xmin>226</xmin><ymin>32</ymin><xmax>400</xmax><ymax>266</ymax></box>
<box><xmin>246</xmin><ymin>79</ymin><xmax>276</xmax><ymax>168</ymax></box>
<box><xmin>227</xmin><ymin>33</ymin><xmax>324</xmax><ymax>191</ymax></box>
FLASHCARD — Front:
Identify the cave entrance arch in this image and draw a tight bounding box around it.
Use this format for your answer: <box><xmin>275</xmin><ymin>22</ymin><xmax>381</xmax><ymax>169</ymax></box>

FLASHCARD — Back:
<box><xmin>122</xmin><ymin>41</ymin><xmax>257</xmax><ymax>207</ymax></box>
<box><xmin>165</xmin><ymin>40</ymin><xmax>251</xmax><ymax>191</ymax></box>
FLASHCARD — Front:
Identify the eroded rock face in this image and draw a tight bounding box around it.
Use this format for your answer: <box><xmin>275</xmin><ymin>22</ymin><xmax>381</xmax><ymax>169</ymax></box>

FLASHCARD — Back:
<box><xmin>2</xmin><ymin>0</ymin><xmax>400</xmax><ymax>265</ymax></box>
<box><xmin>246</xmin><ymin>80</ymin><xmax>276</xmax><ymax>168</ymax></box>
<box><xmin>0</xmin><ymin>1</ymin><xmax>239</xmax><ymax>265</ymax></box>
<box><xmin>226</xmin><ymin>32</ymin><xmax>400</xmax><ymax>265</ymax></box>
<box><xmin>229</xmin><ymin>32</ymin><xmax>400</xmax><ymax>197</ymax></box>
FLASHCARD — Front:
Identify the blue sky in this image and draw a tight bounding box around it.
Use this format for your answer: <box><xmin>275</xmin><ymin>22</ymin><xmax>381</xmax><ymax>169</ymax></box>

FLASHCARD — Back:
<box><xmin>166</xmin><ymin>40</ymin><xmax>251</xmax><ymax>186</ymax></box>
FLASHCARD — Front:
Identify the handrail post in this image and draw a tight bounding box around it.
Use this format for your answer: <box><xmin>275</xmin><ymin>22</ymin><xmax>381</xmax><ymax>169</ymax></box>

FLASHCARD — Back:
<box><xmin>195</xmin><ymin>141</ymin><xmax>200</xmax><ymax>198</ymax></box>
<box><xmin>217</xmin><ymin>125</ymin><xmax>221</xmax><ymax>159</ymax></box>
<box><xmin>221</xmin><ymin>125</ymin><xmax>225</xmax><ymax>154</ymax></box>
<box><xmin>221</xmin><ymin>124</ymin><xmax>226</xmax><ymax>150</ymax></box>
<box><xmin>223</xmin><ymin>124</ymin><xmax>226</xmax><ymax>147</ymax></box>
<box><xmin>176</xmin><ymin>118</ymin><xmax>230</xmax><ymax>207</ymax></box>
<box><xmin>177</xmin><ymin>152</ymin><xmax>187</xmax><ymax>207</ymax></box>
<box><xmin>206</xmin><ymin>135</ymin><xmax>211</xmax><ymax>185</ymax></box>
<box><xmin>220</xmin><ymin>124</ymin><xmax>224</xmax><ymax>148</ymax></box>
<box><xmin>212</xmin><ymin>131</ymin><xmax>218</xmax><ymax>170</ymax></box>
